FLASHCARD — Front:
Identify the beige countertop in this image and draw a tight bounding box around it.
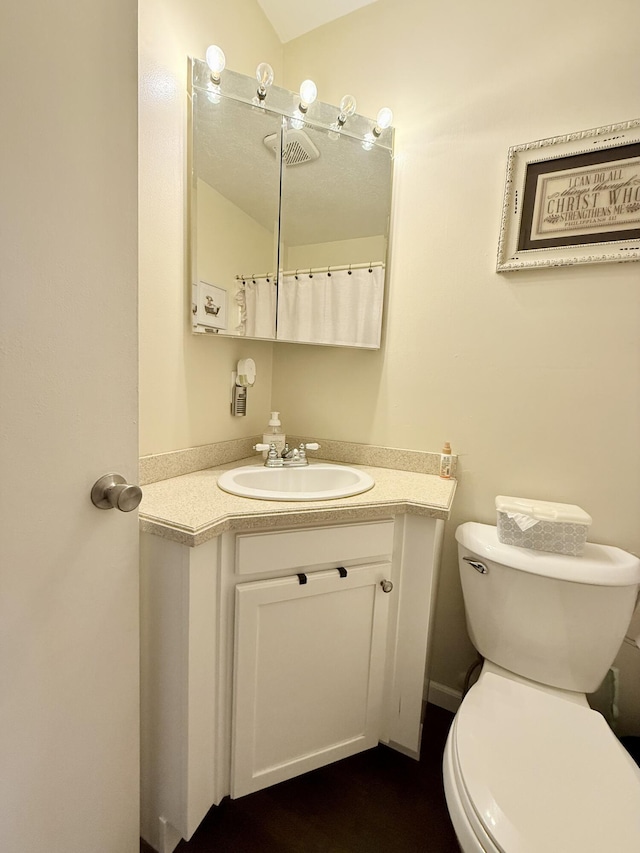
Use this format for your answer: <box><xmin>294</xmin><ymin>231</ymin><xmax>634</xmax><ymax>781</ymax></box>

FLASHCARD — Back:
<box><xmin>139</xmin><ymin>457</ymin><xmax>457</xmax><ymax>547</ymax></box>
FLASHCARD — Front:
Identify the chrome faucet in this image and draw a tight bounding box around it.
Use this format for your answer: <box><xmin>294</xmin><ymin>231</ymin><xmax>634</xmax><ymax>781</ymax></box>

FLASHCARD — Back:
<box><xmin>253</xmin><ymin>441</ymin><xmax>321</xmax><ymax>467</ymax></box>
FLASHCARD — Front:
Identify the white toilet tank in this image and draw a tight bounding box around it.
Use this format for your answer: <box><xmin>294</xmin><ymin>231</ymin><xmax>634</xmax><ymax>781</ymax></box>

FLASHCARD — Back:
<box><xmin>456</xmin><ymin>522</ymin><xmax>640</xmax><ymax>693</ymax></box>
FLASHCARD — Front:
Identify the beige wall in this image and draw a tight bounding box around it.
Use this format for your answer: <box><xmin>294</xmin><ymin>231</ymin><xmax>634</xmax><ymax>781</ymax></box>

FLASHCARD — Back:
<box><xmin>196</xmin><ymin>179</ymin><xmax>275</xmax><ymax>330</ymax></box>
<box><xmin>139</xmin><ymin>0</ymin><xmax>282</xmax><ymax>455</ymax></box>
<box><xmin>278</xmin><ymin>0</ymin><xmax>640</xmax><ymax>723</ymax></box>
<box><xmin>139</xmin><ymin>0</ymin><xmax>640</xmax><ymax>728</ymax></box>
<box><xmin>285</xmin><ymin>235</ymin><xmax>387</xmax><ymax>270</ymax></box>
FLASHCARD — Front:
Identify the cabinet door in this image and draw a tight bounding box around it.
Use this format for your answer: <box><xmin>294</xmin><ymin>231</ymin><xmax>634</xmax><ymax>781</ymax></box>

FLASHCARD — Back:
<box><xmin>231</xmin><ymin>563</ymin><xmax>391</xmax><ymax>797</ymax></box>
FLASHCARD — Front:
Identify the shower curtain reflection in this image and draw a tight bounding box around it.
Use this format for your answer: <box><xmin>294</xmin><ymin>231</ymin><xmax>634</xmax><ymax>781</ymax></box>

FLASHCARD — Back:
<box><xmin>237</xmin><ymin>278</ymin><xmax>277</xmax><ymax>339</ymax></box>
<box><xmin>277</xmin><ymin>266</ymin><xmax>384</xmax><ymax>348</ymax></box>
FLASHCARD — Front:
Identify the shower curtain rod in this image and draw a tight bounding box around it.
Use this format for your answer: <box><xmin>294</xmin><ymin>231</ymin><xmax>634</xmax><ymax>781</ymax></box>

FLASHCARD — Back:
<box><xmin>236</xmin><ymin>261</ymin><xmax>385</xmax><ymax>282</ymax></box>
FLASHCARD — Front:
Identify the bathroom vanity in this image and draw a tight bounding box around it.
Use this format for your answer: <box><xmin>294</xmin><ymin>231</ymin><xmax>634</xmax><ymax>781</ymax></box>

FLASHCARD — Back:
<box><xmin>139</xmin><ymin>457</ymin><xmax>455</xmax><ymax>852</ymax></box>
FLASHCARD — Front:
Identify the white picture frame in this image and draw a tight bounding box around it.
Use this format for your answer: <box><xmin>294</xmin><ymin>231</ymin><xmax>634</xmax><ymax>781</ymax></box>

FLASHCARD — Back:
<box><xmin>496</xmin><ymin>118</ymin><xmax>640</xmax><ymax>272</ymax></box>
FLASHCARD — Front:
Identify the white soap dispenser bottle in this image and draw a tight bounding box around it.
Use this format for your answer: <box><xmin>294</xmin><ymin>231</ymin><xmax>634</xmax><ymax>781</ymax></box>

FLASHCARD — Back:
<box><xmin>262</xmin><ymin>411</ymin><xmax>286</xmax><ymax>458</ymax></box>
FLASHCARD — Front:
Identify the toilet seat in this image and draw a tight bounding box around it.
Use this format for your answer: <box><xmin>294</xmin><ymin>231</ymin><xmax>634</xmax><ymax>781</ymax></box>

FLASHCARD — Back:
<box><xmin>452</xmin><ymin>673</ymin><xmax>640</xmax><ymax>853</ymax></box>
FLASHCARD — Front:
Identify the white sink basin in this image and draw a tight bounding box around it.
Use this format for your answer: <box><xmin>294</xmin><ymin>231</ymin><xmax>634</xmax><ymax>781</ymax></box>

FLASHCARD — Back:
<box><xmin>217</xmin><ymin>463</ymin><xmax>375</xmax><ymax>501</ymax></box>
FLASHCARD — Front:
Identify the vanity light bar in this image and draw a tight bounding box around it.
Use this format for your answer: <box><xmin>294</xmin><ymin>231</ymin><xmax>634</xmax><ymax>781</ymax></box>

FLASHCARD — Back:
<box><xmin>201</xmin><ymin>45</ymin><xmax>393</xmax><ymax>139</ymax></box>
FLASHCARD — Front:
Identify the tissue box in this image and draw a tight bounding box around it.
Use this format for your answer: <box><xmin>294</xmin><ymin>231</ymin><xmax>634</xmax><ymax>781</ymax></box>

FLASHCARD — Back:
<box><xmin>495</xmin><ymin>496</ymin><xmax>592</xmax><ymax>556</ymax></box>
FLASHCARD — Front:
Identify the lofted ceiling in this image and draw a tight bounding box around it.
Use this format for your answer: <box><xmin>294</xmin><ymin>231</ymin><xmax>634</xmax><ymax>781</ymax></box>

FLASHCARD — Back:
<box><xmin>256</xmin><ymin>0</ymin><xmax>379</xmax><ymax>43</ymax></box>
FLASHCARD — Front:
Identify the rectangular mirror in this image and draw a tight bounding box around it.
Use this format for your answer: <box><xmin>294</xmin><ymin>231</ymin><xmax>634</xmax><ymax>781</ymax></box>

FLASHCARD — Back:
<box><xmin>189</xmin><ymin>59</ymin><xmax>394</xmax><ymax>349</ymax></box>
<box><xmin>190</xmin><ymin>79</ymin><xmax>281</xmax><ymax>339</ymax></box>
<box><xmin>278</xmin><ymin>120</ymin><xmax>392</xmax><ymax>348</ymax></box>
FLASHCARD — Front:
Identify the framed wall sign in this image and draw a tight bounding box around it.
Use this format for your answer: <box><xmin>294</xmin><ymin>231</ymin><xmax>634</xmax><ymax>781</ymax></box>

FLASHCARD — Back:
<box><xmin>497</xmin><ymin>119</ymin><xmax>640</xmax><ymax>271</ymax></box>
<box><xmin>193</xmin><ymin>280</ymin><xmax>228</xmax><ymax>330</ymax></box>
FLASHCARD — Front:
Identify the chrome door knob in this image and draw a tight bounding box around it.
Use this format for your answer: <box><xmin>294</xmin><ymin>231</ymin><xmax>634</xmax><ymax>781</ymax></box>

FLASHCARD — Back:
<box><xmin>380</xmin><ymin>579</ymin><xmax>393</xmax><ymax>593</ymax></box>
<box><xmin>91</xmin><ymin>473</ymin><xmax>142</xmax><ymax>512</ymax></box>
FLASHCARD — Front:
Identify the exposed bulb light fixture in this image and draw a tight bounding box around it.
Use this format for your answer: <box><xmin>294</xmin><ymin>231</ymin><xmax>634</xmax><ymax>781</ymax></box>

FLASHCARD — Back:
<box><xmin>291</xmin><ymin>79</ymin><xmax>317</xmax><ymax>129</ymax></box>
<box><xmin>328</xmin><ymin>94</ymin><xmax>357</xmax><ymax>139</ymax></box>
<box><xmin>205</xmin><ymin>44</ymin><xmax>226</xmax><ymax>83</ymax></box>
<box><xmin>199</xmin><ymin>46</ymin><xmax>393</xmax><ymax>149</ymax></box>
<box><xmin>373</xmin><ymin>107</ymin><xmax>393</xmax><ymax>137</ymax></box>
<box><xmin>255</xmin><ymin>62</ymin><xmax>274</xmax><ymax>103</ymax></box>
<box><xmin>337</xmin><ymin>94</ymin><xmax>357</xmax><ymax>127</ymax></box>
<box><xmin>297</xmin><ymin>79</ymin><xmax>317</xmax><ymax>114</ymax></box>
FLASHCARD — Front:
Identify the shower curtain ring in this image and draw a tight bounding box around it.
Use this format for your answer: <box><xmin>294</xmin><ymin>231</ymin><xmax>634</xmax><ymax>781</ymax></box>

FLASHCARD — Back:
<box><xmin>327</xmin><ymin>265</ymin><xmax>331</xmax><ymax>276</ymax></box>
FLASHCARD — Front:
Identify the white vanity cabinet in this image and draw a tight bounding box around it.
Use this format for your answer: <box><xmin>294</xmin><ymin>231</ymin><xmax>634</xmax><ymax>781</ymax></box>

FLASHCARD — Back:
<box><xmin>230</xmin><ymin>520</ymin><xmax>395</xmax><ymax>797</ymax></box>
<box><xmin>140</xmin><ymin>513</ymin><xmax>444</xmax><ymax>853</ymax></box>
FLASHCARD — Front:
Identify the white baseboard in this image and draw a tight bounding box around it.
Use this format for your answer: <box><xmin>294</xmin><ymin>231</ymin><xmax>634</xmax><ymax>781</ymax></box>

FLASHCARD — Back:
<box><xmin>428</xmin><ymin>681</ymin><xmax>463</xmax><ymax>713</ymax></box>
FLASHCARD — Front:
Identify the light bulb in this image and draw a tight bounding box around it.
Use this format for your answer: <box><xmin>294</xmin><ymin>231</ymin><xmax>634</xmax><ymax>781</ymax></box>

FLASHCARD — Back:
<box><xmin>340</xmin><ymin>95</ymin><xmax>357</xmax><ymax>117</ymax></box>
<box><xmin>255</xmin><ymin>62</ymin><xmax>274</xmax><ymax>103</ymax></box>
<box><xmin>337</xmin><ymin>94</ymin><xmax>357</xmax><ymax>127</ymax></box>
<box><xmin>299</xmin><ymin>79</ymin><xmax>317</xmax><ymax>110</ymax></box>
<box><xmin>205</xmin><ymin>44</ymin><xmax>226</xmax><ymax>81</ymax></box>
<box><xmin>255</xmin><ymin>62</ymin><xmax>274</xmax><ymax>97</ymax></box>
<box><xmin>376</xmin><ymin>107</ymin><xmax>393</xmax><ymax>130</ymax></box>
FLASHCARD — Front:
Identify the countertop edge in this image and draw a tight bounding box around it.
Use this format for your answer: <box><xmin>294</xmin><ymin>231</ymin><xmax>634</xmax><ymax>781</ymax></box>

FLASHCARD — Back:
<box><xmin>139</xmin><ymin>474</ymin><xmax>457</xmax><ymax>548</ymax></box>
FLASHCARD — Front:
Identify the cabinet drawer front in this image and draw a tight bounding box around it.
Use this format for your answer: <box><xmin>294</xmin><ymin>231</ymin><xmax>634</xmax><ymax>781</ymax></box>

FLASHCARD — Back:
<box><xmin>235</xmin><ymin>520</ymin><xmax>394</xmax><ymax>575</ymax></box>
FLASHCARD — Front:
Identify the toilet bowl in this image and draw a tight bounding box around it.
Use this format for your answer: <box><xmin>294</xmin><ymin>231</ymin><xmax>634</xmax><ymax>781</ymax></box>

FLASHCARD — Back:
<box><xmin>443</xmin><ymin>522</ymin><xmax>640</xmax><ymax>853</ymax></box>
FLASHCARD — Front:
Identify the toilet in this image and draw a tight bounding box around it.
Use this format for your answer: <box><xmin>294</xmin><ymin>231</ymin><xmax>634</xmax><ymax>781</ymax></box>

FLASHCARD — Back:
<box><xmin>443</xmin><ymin>521</ymin><xmax>640</xmax><ymax>853</ymax></box>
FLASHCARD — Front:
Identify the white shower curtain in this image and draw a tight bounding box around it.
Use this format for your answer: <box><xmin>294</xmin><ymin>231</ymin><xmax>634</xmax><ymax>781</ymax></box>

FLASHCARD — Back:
<box><xmin>276</xmin><ymin>266</ymin><xmax>383</xmax><ymax>347</ymax></box>
<box><xmin>239</xmin><ymin>278</ymin><xmax>276</xmax><ymax>338</ymax></box>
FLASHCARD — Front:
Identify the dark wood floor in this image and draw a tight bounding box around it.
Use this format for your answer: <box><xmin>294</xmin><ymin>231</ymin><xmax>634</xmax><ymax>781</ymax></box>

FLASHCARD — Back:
<box><xmin>141</xmin><ymin>703</ymin><xmax>459</xmax><ymax>853</ymax></box>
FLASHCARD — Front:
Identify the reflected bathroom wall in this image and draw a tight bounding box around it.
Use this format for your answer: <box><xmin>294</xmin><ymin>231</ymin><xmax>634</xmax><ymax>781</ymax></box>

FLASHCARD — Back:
<box><xmin>196</xmin><ymin>181</ymin><xmax>276</xmax><ymax>336</ymax></box>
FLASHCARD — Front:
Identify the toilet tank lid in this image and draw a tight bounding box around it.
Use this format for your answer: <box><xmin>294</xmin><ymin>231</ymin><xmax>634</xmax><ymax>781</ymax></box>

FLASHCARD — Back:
<box><xmin>456</xmin><ymin>522</ymin><xmax>640</xmax><ymax>586</ymax></box>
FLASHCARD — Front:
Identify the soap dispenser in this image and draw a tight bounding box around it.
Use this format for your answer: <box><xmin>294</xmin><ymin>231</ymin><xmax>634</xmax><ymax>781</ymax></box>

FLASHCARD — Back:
<box><xmin>262</xmin><ymin>411</ymin><xmax>286</xmax><ymax>458</ymax></box>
